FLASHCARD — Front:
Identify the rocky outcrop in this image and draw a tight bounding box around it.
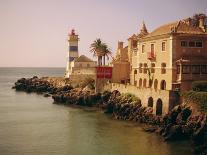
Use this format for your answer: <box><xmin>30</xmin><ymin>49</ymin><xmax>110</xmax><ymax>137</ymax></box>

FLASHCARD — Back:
<box><xmin>12</xmin><ymin>77</ymin><xmax>207</xmax><ymax>154</ymax></box>
<box><xmin>12</xmin><ymin>76</ymin><xmax>73</xmax><ymax>95</ymax></box>
<box><xmin>102</xmin><ymin>91</ymin><xmax>207</xmax><ymax>154</ymax></box>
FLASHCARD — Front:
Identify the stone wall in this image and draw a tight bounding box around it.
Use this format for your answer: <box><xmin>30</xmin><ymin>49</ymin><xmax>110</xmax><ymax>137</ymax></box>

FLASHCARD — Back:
<box><xmin>69</xmin><ymin>74</ymin><xmax>96</xmax><ymax>87</ymax></box>
<box><xmin>103</xmin><ymin>83</ymin><xmax>180</xmax><ymax>115</ymax></box>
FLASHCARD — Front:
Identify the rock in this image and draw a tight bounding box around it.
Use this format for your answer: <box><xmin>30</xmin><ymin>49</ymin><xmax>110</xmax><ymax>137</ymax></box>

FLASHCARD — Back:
<box><xmin>176</xmin><ymin>106</ymin><xmax>192</xmax><ymax>125</ymax></box>
<box><xmin>44</xmin><ymin>93</ymin><xmax>51</xmax><ymax>97</ymax></box>
<box><xmin>104</xmin><ymin>103</ymin><xmax>114</xmax><ymax>114</ymax></box>
<box><xmin>191</xmin><ymin>114</ymin><xmax>207</xmax><ymax>145</ymax></box>
<box><xmin>32</xmin><ymin>76</ymin><xmax>38</xmax><ymax>79</ymax></box>
<box><xmin>164</xmin><ymin>125</ymin><xmax>183</xmax><ymax>141</ymax></box>
<box><xmin>194</xmin><ymin>142</ymin><xmax>207</xmax><ymax>154</ymax></box>
<box><xmin>143</xmin><ymin>125</ymin><xmax>158</xmax><ymax>132</ymax></box>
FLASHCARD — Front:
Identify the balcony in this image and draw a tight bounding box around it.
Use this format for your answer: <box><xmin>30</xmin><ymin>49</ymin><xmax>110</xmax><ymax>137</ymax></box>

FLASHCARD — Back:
<box><xmin>147</xmin><ymin>52</ymin><xmax>156</xmax><ymax>60</ymax></box>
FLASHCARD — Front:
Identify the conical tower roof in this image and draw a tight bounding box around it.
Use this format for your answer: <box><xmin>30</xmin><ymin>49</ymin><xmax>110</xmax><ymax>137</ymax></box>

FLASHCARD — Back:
<box><xmin>137</xmin><ymin>21</ymin><xmax>149</xmax><ymax>38</ymax></box>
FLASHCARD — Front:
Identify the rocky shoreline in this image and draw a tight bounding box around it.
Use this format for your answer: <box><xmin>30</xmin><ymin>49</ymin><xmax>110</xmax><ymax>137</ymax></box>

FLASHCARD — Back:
<box><xmin>12</xmin><ymin>76</ymin><xmax>207</xmax><ymax>154</ymax></box>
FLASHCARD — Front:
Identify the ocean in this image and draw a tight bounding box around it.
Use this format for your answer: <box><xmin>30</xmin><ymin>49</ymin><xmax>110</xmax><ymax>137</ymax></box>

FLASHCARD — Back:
<box><xmin>0</xmin><ymin>67</ymin><xmax>192</xmax><ymax>155</ymax></box>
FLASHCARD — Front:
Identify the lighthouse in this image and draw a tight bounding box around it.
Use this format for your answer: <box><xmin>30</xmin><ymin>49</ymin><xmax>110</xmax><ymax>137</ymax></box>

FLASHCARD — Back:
<box><xmin>65</xmin><ymin>29</ymin><xmax>79</xmax><ymax>77</ymax></box>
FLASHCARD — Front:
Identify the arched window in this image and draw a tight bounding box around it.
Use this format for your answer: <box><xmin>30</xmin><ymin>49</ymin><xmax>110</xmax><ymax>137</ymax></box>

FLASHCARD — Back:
<box><xmin>154</xmin><ymin>79</ymin><xmax>158</xmax><ymax>90</ymax></box>
<box><xmin>156</xmin><ymin>99</ymin><xmax>163</xmax><ymax>115</ymax></box>
<box><xmin>151</xmin><ymin>63</ymin><xmax>155</xmax><ymax>73</ymax></box>
<box><xmin>134</xmin><ymin>70</ymin><xmax>137</xmax><ymax>86</ymax></box>
<box><xmin>139</xmin><ymin>78</ymin><xmax>142</xmax><ymax>88</ymax></box>
<box><xmin>160</xmin><ymin>80</ymin><xmax>166</xmax><ymax>90</ymax></box>
<box><xmin>139</xmin><ymin>63</ymin><xmax>143</xmax><ymax>73</ymax></box>
<box><xmin>143</xmin><ymin>79</ymin><xmax>147</xmax><ymax>88</ymax></box>
<box><xmin>161</xmin><ymin>63</ymin><xmax>166</xmax><ymax>74</ymax></box>
<box><xmin>144</xmin><ymin>63</ymin><xmax>148</xmax><ymax>74</ymax></box>
<box><xmin>148</xmin><ymin>97</ymin><xmax>153</xmax><ymax>108</ymax></box>
<box><xmin>149</xmin><ymin>79</ymin><xmax>153</xmax><ymax>88</ymax></box>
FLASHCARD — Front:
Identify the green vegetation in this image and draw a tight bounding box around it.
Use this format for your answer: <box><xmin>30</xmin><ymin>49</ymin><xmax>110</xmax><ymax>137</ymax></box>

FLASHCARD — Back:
<box><xmin>90</xmin><ymin>38</ymin><xmax>111</xmax><ymax>66</ymax></box>
<box><xmin>121</xmin><ymin>93</ymin><xmax>141</xmax><ymax>103</ymax></box>
<box><xmin>79</xmin><ymin>77</ymin><xmax>95</xmax><ymax>90</ymax></box>
<box><xmin>181</xmin><ymin>81</ymin><xmax>207</xmax><ymax>113</ymax></box>
<box><xmin>182</xmin><ymin>90</ymin><xmax>207</xmax><ymax>113</ymax></box>
<box><xmin>192</xmin><ymin>81</ymin><xmax>207</xmax><ymax>92</ymax></box>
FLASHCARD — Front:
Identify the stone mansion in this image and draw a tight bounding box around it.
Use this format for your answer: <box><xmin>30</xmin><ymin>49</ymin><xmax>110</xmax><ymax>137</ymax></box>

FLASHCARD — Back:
<box><xmin>107</xmin><ymin>13</ymin><xmax>207</xmax><ymax>115</ymax></box>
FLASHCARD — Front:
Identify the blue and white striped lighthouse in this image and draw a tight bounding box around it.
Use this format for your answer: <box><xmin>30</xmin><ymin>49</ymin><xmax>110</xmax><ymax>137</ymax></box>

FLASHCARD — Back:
<box><xmin>65</xmin><ymin>29</ymin><xmax>79</xmax><ymax>77</ymax></box>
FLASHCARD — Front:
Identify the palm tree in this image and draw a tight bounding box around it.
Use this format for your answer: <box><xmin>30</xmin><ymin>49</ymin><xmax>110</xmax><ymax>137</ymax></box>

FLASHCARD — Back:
<box><xmin>90</xmin><ymin>38</ymin><xmax>104</xmax><ymax>66</ymax></box>
<box><xmin>90</xmin><ymin>38</ymin><xmax>111</xmax><ymax>66</ymax></box>
<box><xmin>101</xmin><ymin>44</ymin><xmax>112</xmax><ymax>66</ymax></box>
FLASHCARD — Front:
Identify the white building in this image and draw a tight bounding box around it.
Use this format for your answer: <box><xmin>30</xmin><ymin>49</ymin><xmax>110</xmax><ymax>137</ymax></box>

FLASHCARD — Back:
<box><xmin>65</xmin><ymin>29</ymin><xmax>97</xmax><ymax>83</ymax></box>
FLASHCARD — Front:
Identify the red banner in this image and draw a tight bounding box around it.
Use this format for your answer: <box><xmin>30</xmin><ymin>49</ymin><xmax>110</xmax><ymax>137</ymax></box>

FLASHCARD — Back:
<box><xmin>96</xmin><ymin>67</ymin><xmax>112</xmax><ymax>79</ymax></box>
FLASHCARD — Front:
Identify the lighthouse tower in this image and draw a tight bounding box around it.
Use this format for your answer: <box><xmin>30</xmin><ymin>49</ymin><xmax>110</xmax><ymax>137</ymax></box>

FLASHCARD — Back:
<box><xmin>65</xmin><ymin>29</ymin><xmax>79</xmax><ymax>77</ymax></box>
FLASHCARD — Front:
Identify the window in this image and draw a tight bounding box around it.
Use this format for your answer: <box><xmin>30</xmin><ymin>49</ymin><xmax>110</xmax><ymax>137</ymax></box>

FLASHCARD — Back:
<box><xmin>139</xmin><ymin>63</ymin><xmax>143</xmax><ymax>73</ymax></box>
<box><xmin>151</xmin><ymin>63</ymin><xmax>155</xmax><ymax>73</ymax></box>
<box><xmin>144</xmin><ymin>63</ymin><xmax>148</xmax><ymax>74</ymax></box>
<box><xmin>79</xmin><ymin>64</ymin><xmax>82</xmax><ymax>67</ymax></box>
<box><xmin>142</xmin><ymin>45</ymin><xmax>145</xmax><ymax>53</ymax></box>
<box><xmin>149</xmin><ymin>79</ymin><xmax>153</xmax><ymax>88</ymax></box>
<box><xmin>69</xmin><ymin>46</ymin><xmax>78</xmax><ymax>51</ymax></box>
<box><xmin>192</xmin><ymin>65</ymin><xmax>200</xmax><ymax>74</ymax></box>
<box><xmin>189</xmin><ymin>41</ymin><xmax>195</xmax><ymax>47</ymax></box>
<box><xmin>151</xmin><ymin>44</ymin><xmax>154</xmax><ymax>53</ymax></box>
<box><xmin>181</xmin><ymin>41</ymin><xmax>187</xmax><ymax>47</ymax></box>
<box><xmin>132</xmin><ymin>40</ymin><xmax>137</xmax><ymax>48</ymax></box>
<box><xmin>160</xmin><ymin>80</ymin><xmax>166</xmax><ymax>90</ymax></box>
<box><xmin>87</xmin><ymin>64</ymin><xmax>90</xmax><ymax>67</ymax></box>
<box><xmin>196</xmin><ymin>41</ymin><xmax>203</xmax><ymax>47</ymax></box>
<box><xmin>162</xmin><ymin>42</ymin><xmax>166</xmax><ymax>51</ymax></box>
<box><xmin>139</xmin><ymin>78</ymin><xmax>142</xmax><ymax>87</ymax></box>
<box><xmin>143</xmin><ymin>79</ymin><xmax>147</xmax><ymax>88</ymax></box>
<box><xmin>177</xmin><ymin>65</ymin><xmax>180</xmax><ymax>74</ymax></box>
<box><xmin>154</xmin><ymin>79</ymin><xmax>158</xmax><ymax>90</ymax></box>
<box><xmin>182</xmin><ymin>65</ymin><xmax>191</xmax><ymax>74</ymax></box>
<box><xmin>134</xmin><ymin>81</ymin><xmax>137</xmax><ymax>86</ymax></box>
<box><xmin>201</xmin><ymin>65</ymin><xmax>207</xmax><ymax>74</ymax></box>
<box><xmin>161</xmin><ymin>63</ymin><xmax>166</xmax><ymax>74</ymax></box>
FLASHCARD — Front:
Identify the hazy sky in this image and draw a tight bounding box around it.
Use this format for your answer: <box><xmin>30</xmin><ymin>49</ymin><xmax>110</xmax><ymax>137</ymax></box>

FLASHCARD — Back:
<box><xmin>0</xmin><ymin>0</ymin><xmax>206</xmax><ymax>67</ymax></box>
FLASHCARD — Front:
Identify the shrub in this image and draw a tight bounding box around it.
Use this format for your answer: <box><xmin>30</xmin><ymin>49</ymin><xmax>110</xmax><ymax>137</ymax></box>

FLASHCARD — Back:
<box><xmin>192</xmin><ymin>81</ymin><xmax>207</xmax><ymax>92</ymax></box>
<box><xmin>182</xmin><ymin>90</ymin><xmax>207</xmax><ymax>113</ymax></box>
<box><xmin>121</xmin><ymin>93</ymin><xmax>140</xmax><ymax>103</ymax></box>
<box><xmin>79</xmin><ymin>77</ymin><xmax>95</xmax><ymax>89</ymax></box>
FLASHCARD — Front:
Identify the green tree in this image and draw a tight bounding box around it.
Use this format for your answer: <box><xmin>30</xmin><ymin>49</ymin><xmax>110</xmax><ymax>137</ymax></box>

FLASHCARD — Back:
<box><xmin>101</xmin><ymin>44</ymin><xmax>112</xmax><ymax>66</ymax></box>
<box><xmin>90</xmin><ymin>38</ymin><xmax>111</xmax><ymax>66</ymax></box>
<box><xmin>90</xmin><ymin>38</ymin><xmax>104</xmax><ymax>66</ymax></box>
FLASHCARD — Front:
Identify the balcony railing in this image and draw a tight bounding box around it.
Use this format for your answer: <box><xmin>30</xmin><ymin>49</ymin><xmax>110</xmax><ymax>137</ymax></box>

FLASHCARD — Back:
<box><xmin>147</xmin><ymin>52</ymin><xmax>156</xmax><ymax>60</ymax></box>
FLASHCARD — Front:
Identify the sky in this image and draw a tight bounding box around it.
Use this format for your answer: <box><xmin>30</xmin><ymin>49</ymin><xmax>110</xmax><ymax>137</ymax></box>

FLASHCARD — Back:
<box><xmin>0</xmin><ymin>0</ymin><xmax>206</xmax><ymax>67</ymax></box>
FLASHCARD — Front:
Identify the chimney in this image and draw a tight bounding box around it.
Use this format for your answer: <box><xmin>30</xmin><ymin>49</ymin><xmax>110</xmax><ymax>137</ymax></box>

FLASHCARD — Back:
<box><xmin>118</xmin><ymin>41</ymin><xmax>124</xmax><ymax>49</ymax></box>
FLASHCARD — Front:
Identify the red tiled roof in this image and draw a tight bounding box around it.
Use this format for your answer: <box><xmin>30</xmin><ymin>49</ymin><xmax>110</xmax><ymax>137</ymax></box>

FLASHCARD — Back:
<box><xmin>144</xmin><ymin>20</ymin><xmax>206</xmax><ymax>38</ymax></box>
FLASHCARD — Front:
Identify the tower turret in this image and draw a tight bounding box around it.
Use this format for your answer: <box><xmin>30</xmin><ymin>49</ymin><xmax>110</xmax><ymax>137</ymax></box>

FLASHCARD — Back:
<box><xmin>137</xmin><ymin>21</ymin><xmax>149</xmax><ymax>38</ymax></box>
<box><xmin>65</xmin><ymin>29</ymin><xmax>79</xmax><ymax>77</ymax></box>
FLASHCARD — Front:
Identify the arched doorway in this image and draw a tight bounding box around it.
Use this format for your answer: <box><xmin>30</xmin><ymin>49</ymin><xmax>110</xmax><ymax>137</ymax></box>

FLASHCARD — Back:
<box><xmin>154</xmin><ymin>79</ymin><xmax>158</xmax><ymax>90</ymax></box>
<box><xmin>134</xmin><ymin>70</ymin><xmax>137</xmax><ymax>86</ymax></box>
<box><xmin>139</xmin><ymin>78</ymin><xmax>142</xmax><ymax>88</ymax></box>
<box><xmin>148</xmin><ymin>97</ymin><xmax>153</xmax><ymax>108</ymax></box>
<box><xmin>160</xmin><ymin>80</ymin><xmax>166</xmax><ymax>90</ymax></box>
<box><xmin>143</xmin><ymin>79</ymin><xmax>147</xmax><ymax>88</ymax></box>
<box><xmin>156</xmin><ymin>99</ymin><xmax>163</xmax><ymax>115</ymax></box>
